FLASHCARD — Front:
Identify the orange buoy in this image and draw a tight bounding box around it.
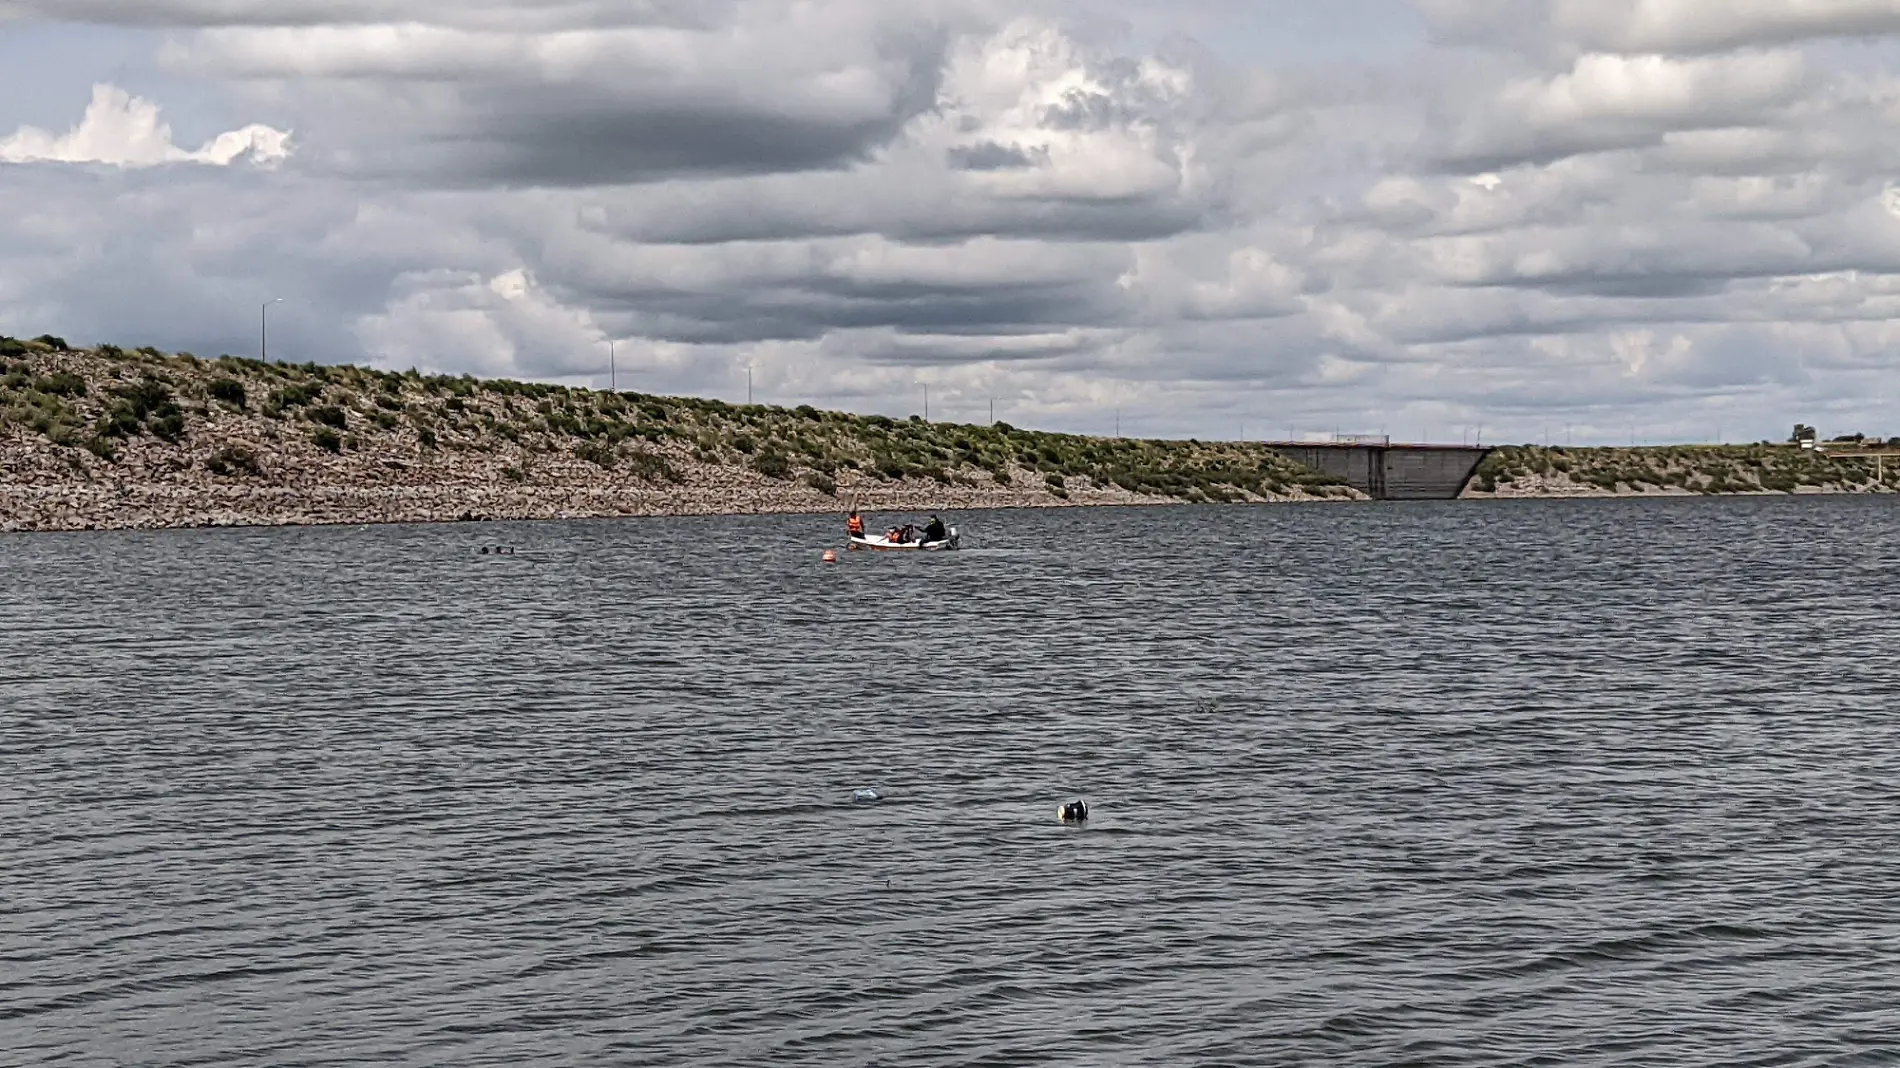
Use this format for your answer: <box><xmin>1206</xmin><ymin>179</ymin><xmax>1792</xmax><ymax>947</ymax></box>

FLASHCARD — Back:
<box><xmin>822</xmin><ymin>549</ymin><xmax>838</xmax><ymax>563</ymax></box>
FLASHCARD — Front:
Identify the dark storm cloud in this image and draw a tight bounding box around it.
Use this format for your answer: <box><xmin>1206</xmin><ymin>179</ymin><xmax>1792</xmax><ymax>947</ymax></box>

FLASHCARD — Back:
<box><xmin>946</xmin><ymin>141</ymin><xmax>1042</xmax><ymax>170</ymax></box>
<box><xmin>554</xmin><ymin>261</ymin><xmax>1122</xmax><ymax>346</ymax></box>
<box><xmin>363</xmin><ymin>92</ymin><xmax>937</xmax><ymax>189</ymax></box>
<box><xmin>170</xmin><ymin>10</ymin><xmax>958</xmax><ymax>189</ymax></box>
<box><xmin>580</xmin><ymin>189</ymin><xmax>1211</xmax><ymax>246</ymax></box>
<box><xmin>0</xmin><ymin>0</ymin><xmax>731</xmax><ymax>30</ymax></box>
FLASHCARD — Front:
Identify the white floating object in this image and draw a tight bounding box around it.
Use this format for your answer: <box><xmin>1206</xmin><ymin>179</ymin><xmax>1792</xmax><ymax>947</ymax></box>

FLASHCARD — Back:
<box><xmin>853</xmin><ymin>788</ymin><xmax>881</xmax><ymax>802</ymax></box>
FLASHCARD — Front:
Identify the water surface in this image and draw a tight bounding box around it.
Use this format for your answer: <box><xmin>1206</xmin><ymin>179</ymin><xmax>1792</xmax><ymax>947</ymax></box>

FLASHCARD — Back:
<box><xmin>5</xmin><ymin>497</ymin><xmax>1899</xmax><ymax>1066</ymax></box>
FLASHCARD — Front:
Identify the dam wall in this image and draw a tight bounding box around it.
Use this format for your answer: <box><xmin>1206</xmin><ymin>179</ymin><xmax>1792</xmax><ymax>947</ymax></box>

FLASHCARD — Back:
<box><xmin>1268</xmin><ymin>443</ymin><xmax>1492</xmax><ymax>500</ymax></box>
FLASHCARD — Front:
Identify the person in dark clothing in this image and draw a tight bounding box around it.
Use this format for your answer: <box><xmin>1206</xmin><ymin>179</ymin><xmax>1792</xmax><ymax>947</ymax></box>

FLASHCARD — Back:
<box><xmin>922</xmin><ymin>514</ymin><xmax>946</xmax><ymax>543</ymax></box>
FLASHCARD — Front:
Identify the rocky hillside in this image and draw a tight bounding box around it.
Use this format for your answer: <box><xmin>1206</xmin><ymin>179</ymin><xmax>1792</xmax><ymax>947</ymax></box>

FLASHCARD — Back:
<box><xmin>0</xmin><ymin>337</ymin><xmax>1355</xmax><ymax>531</ymax></box>
<box><xmin>1465</xmin><ymin>443</ymin><xmax>1894</xmax><ymax>497</ymax></box>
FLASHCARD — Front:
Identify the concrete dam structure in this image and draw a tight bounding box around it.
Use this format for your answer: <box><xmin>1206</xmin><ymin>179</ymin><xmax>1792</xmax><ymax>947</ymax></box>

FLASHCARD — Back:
<box><xmin>1267</xmin><ymin>442</ymin><xmax>1493</xmax><ymax>500</ymax></box>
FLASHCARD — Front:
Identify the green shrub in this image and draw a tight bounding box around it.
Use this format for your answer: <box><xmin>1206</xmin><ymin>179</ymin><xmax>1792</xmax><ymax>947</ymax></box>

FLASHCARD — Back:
<box><xmin>501</xmin><ymin>465</ymin><xmax>526</xmax><ymax>483</ymax></box>
<box><xmin>625</xmin><ymin>451</ymin><xmax>683</xmax><ymax>483</ymax></box>
<box><xmin>148</xmin><ymin>411</ymin><xmax>186</xmax><ymax>443</ymax></box>
<box><xmin>312</xmin><ymin>427</ymin><xmax>343</xmax><ymax>453</ymax></box>
<box><xmin>575</xmin><ymin>440</ymin><xmax>619</xmax><ymax>468</ymax></box>
<box><xmin>753</xmin><ymin>450</ymin><xmax>793</xmax><ymax>479</ymax></box>
<box><xmin>269</xmin><ymin>383</ymin><xmax>322</xmax><ymax>409</ymax></box>
<box><xmin>34</xmin><ymin>335</ymin><xmax>68</xmax><ymax>350</ymax></box>
<box><xmin>732</xmin><ymin>434</ymin><xmax>756</xmax><ymax>454</ymax></box>
<box><xmin>205</xmin><ymin>444</ymin><xmax>261</xmax><ymax>477</ymax></box>
<box><xmin>116</xmin><ymin>379</ymin><xmax>173</xmax><ymax>419</ymax></box>
<box><xmin>81</xmin><ymin>436</ymin><xmax>117</xmax><ymax>462</ymax></box>
<box><xmin>804</xmin><ymin>471</ymin><xmax>838</xmax><ymax>495</ymax></box>
<box><xmin>35</xmin><ymin>372</ymin><xmax>87</xmax><ymax>397</ymax></box>
<box><xmin>98</xmin><ymin>403</ymin><xmax>142</xmax><ymax>438</ymax></box>
<box><xmin>416</xmin><ymin>426</ymin><xmax>438</xmax><ymax>449</ymax></box>
<box><xmin>207</xmin><ymin>378</ymin><xmax>247</xmax><ymax>408</ymax></box>
<box><xmin>308</xmin><ymin>406</ymin><xmax>348</xmax><ymax>429</ymax></box>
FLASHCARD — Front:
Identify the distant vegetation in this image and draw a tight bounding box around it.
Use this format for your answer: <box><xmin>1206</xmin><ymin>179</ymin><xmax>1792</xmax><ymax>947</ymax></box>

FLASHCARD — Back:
<box><xmin>12</xmin><ymin>336</ymin><xmax>1886</xmax><ymax>507</ymax></box>
<box><xmin>1471</xmin><ymin>443</ymin><xmax>1890</xmax><ymax>494</ymax></box>
<box><xmin>0</xmin><ymin>336</ymin><xmax>1350</xmax><ymax>503</ymax></box>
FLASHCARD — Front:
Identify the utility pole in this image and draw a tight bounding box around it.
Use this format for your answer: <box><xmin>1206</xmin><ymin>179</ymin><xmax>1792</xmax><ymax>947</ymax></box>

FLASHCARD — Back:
<box><xmin>608</xmin><ymin>339</ymin><xmax>616</xmax><ymax>393</ymax></box>
<box><xmin>923</xmin><ymin>384</ymin><xmax>929</xmax><ymax>421</ymax></box>
<box><xmin>260</xmin><ymin>297</ymin><xmax>282</xmax><ymax>362</ymax></box>
<box><xmin>989</xmin><ymin>396</ymin><xmax>994</xmax><ymax>425</ymax></box>
<box><xmin>1115</xmin><ymin>408</ymin><xmax>1120</xmax><ymax>437</ymax></box>
<box><xmin>746</xmin><ymin>365</ymin><xmax>752</xmax><ymax>406</ymax></box>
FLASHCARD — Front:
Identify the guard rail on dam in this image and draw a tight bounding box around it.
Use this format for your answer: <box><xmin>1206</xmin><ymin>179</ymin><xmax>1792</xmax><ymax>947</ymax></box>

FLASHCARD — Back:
<box><xmin>1267</xmin><ymin>442</ymin><xmax>1494</xmax><ymax>500</ymax></box>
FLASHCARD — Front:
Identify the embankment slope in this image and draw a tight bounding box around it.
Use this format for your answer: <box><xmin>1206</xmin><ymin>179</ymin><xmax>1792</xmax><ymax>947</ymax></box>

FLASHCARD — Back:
<box><xmin>1</xmin><ymin>340</ymin><xmax>1356</xmax><ymax>532</ymax></box>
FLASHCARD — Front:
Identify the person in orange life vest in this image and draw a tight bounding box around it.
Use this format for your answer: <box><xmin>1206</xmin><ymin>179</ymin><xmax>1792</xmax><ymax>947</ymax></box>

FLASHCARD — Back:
<box><xmin>847</xmin><ymin>510</ymin><xmax>865</xmax><ymax>539</ymax></box>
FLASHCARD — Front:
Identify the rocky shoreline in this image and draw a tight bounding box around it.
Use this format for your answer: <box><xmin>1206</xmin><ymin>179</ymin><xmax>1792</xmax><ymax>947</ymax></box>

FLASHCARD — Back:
<box><xmin>0</xmin><ymin>436</ymin><xmax>1222</xmax><ymax>533</ymax></box>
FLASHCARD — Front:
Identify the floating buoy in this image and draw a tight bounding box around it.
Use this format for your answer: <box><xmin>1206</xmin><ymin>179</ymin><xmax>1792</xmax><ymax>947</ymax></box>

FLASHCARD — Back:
<box><xmin>1058</xmin><ymin>800</ymin><xmax>1088</xmax><ymax>823</ymax></box>
<box><xmin>853</xmin><ymin>788</ymin><xmax>881</xmax><ymax>802</ymax></box>
<box><xmin>822</xmin><ymin>549</ymin><xmax>838</xmax><ymax>563</ymax></box>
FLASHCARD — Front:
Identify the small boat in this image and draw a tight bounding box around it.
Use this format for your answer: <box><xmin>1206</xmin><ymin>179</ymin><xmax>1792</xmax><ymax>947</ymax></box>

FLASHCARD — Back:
<box><xmin>848</xmin><ymin>526</ymin><xmax>960</xmax><ymax>552</ymax></box>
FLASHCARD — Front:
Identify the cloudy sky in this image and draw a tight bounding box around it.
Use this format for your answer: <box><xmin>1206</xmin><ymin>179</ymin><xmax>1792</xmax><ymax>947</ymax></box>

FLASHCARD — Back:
<box><xmin>3</xmin><ymin>0</ymin><xmax>1899</xmax><ymax>444</ymax></box>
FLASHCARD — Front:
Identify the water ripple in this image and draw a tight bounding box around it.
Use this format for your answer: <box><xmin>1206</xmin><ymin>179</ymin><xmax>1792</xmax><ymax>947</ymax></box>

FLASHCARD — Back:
<box><xmin>5</xmin><ymin>498</ymin><xmax>1900</xmax><ymax>1065</ymax></box>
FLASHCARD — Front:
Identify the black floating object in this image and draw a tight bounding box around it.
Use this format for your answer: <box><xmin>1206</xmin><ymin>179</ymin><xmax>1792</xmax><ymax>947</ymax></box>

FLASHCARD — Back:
<box><xmin>1058</xmin><ymin>800</ymin><xmax>1088</xmax><ymax>823</ymax></box>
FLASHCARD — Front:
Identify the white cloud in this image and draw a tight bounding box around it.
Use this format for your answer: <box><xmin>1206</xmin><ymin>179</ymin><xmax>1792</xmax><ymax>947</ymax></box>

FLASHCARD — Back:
<box><xmin>1421</xmin><ymin>0</ymin><xmax>1900</xmax><ymax>54</ymax></box>
<box><xmin>1551</xmin><ymin>0</ymin><xmax>1900</xmax><ymax>54</ymax></box>
<box><xmin>2</xmin><ymin>0</ymin><xmax>1899</xmax><ymax>442</ymax></box>
<box><xmin>0</xmin><ymin>83</ymin><xmax>290</xmax><ymax>167</ymax></box>
<box><xmin>357</xmin><ymin>267</ymin><xmax>606</xmax><ymax>381</ymax></box>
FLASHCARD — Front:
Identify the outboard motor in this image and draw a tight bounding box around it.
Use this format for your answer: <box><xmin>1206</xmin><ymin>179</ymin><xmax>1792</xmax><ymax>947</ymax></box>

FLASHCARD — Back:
<box><xmin>1058</xmin><ymin>799</ymin><xmax>1088</xmax><ymax>823</ymax></box>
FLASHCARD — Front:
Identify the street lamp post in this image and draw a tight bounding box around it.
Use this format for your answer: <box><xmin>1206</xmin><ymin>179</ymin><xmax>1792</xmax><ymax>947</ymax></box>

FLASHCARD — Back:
<box><xmin>260</xmin><ymin>297</ymin><xmax>283</xmax><ymax>362</ymax></box>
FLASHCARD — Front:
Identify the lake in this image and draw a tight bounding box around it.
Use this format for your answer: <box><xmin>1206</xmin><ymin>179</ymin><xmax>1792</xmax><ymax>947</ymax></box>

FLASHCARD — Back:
<box><xmin>5</xmin><ymin>497</ymin><xmax>1899</xmax><ymax>1066</ymax></box>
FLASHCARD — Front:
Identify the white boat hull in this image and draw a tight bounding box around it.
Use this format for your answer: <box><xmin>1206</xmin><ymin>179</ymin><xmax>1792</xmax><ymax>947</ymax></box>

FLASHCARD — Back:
<box><xmin>848</xmin><ymin>527</ymin><xmax>960</xmax><ymax>552</ymax></box>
